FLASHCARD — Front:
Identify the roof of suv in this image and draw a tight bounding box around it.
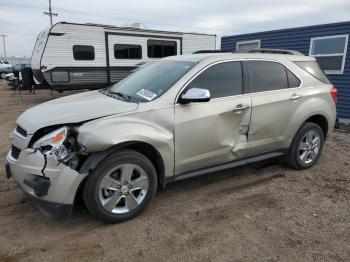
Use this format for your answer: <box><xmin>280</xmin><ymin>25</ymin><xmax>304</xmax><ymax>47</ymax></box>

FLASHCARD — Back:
<box><xmin>165</xmin><ymin>52</ymin><xmax>315</xmax><ymax>63</ymax></box>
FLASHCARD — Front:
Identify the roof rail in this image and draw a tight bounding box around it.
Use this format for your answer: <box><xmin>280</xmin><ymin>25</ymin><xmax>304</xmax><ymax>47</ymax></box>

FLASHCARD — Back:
<box><xmin>245</xmin><ymin>48</ymin><xmax>304</xmax><ymax>55</ymax></box>
<box><xmin>193</xmin><ymin>50</ymin><xmax>229</xmax><ymax>54</ymax></box>
<box><xmin>193</xmin><ymin>48</ymin><xmax>304</xmax><ymax>55</ymax></box>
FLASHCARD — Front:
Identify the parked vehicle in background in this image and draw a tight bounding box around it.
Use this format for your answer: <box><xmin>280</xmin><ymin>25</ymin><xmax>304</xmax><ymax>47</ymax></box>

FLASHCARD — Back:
<box><xmin>4</xmin><ymin>64</ymin><xmax>31</xmax><ymax>89</ymax></box>
<box><xmin>11</xmin><ymin>63</ymin><xmax>31</xmax><ymax>76</ymax></box>
<box><xmin>4</xmin><ymin>73</ymin><xmax>14</xmax><ymax>81</ymax></box>
<box><xmin>6</xmin><ymin>50</ymin><xmax>336</xmax><ymax>223</ymax></box>
<box><xmin>30</xmin><ymin>22</ymin><xmax>217</xmax><ymax>91</ymax></box>
<box><xmin>0</xmin><ymin>60</ymin><xmax>12</xmax><ymax>79</ymax></box>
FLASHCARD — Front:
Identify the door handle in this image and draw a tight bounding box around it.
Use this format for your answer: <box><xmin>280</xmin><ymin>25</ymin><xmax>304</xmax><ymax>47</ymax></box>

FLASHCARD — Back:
<box><xmin>290</xmin><ymin>93</ymin><xmax>302</xmax><ymax>101</ymax></box>
<box><xmin>233</xmin><ymin>104</ymin><xmax>250</xmax><ymax>113</ymax></box>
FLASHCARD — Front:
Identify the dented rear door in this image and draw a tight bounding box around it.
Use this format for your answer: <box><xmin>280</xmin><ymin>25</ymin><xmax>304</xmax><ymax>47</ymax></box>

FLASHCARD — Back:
<box><xmin>174</xmin><ymin>61</ymin><xmax>251</xmax><ymax>175</ymax></box>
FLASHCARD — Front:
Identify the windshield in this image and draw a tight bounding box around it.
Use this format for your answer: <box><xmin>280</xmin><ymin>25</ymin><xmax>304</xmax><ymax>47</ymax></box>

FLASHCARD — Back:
<box><xmin>108</xmin><ymin>60</ymin><xmax>196</xmax><ymax>102</ymax></box>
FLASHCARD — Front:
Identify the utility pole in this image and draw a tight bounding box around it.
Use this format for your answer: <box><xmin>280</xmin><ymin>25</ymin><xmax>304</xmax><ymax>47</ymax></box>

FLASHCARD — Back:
<box><xmin>43</xmin><ymin>0</ymin><xmax>58</xmax><ymax>26</ymax></box>
<box><xmin>0</xmin><ymin>34</ymin><xmax>7</xmax><ymax>59</ymax></box>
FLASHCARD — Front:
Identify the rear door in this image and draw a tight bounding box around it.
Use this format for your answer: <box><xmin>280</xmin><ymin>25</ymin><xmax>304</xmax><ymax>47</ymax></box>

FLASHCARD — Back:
<box><xmin>243</xmin><ymin>60</ymin><xmax>302</xmax><ymax>156</ymax></box>
<box><xmin>174</xmin><ymin>61</ymin><xmax>252</xmax><ymax>174</ymax></box>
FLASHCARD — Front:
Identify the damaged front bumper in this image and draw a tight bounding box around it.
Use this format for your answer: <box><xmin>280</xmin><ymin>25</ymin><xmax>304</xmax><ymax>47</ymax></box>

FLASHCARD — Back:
<box><xmin>5</xmin><ymin>148</ymin><xmax>85</xmax><ymax>220</ymax></box>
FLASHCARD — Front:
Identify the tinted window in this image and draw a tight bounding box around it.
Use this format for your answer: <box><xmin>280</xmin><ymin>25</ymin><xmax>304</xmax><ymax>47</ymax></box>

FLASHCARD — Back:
<box><xmin>73</xmin><ymin>45</ymin><xmax>95</xmax><ymax>60</ymax></box>
<box><xmin>147</xmin><ymin>40</ymin><xmax>177</xmax><ymax>58</ymax></box>
<box><xmin>186</xmin><ymin>61</ymin><xmax>242</xmax><ymax>99</ymax></box>
<box><xmin>287</xmin><ymin>69</ymin><xmax>301</xmax><ymax>88</ymax></box>
<box><xmin>114</xmin><ymin>44</ymin><xmax>142</xmax><ymax>59</ymax></box>
<box><xmin>295</xmin><ymin>61</ymin><xmax>330</xmax><ymax>84</ymax></box>
<box><xmin>244</xmin><ymin>61</ymin><xmax>288</xmax><ymax>92</ymax></box>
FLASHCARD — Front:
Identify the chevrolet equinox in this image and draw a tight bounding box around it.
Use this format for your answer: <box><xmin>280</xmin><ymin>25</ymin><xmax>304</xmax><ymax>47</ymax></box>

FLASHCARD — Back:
<box><xmin>6</xmin><ymin>50</ymin><xmax>337</xmax><ymax>223</ymax></box>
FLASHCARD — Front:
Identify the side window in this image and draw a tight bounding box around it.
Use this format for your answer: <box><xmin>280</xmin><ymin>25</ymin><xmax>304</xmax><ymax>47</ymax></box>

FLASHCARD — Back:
<box><xmin>287</xmin><ymin>69</ymin><xmax>301</xmax><ymax>88</ymax></box>
<box><xmin>186</xmin><ymin>61</ymin><xmax>243</xmax><ymax>99</ymax></box>
<box><xmin>114</xmin><ymin>44</ymin><xmax>142</xmax><ymax>59</ymax></box>
<box><xmin>147</xmin><ymin>40</ymin><xmax>177</xmax><ymax>58</ymax></box>
<box><xmin>73</xmin><ymin>45</ymin><xmax>95</xmax><ymax>60</ymax></box>
<box><xmin>244</xmin><ymin>61</ymin><xmax>288</xmax><ymax>92</ymax></box>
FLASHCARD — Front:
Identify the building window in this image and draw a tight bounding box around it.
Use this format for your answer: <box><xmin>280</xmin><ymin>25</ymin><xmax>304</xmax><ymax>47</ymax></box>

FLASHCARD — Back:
<box><xmin>236</xmin><ymin>40</ymin><xmax>261</xmax><ymax>51</ymax></box>
<box><xmin>309</xmin><ymin>34</ymin><xmax>349</xmax><ymax>74</ymax></box>
<box><xmin>73</xmin><ymin>45</ymin><xmax>95</xmax><ymax>60</ymax></box>
<box><xmin>114</xmin><ymin>44</ymin><xmax>142</xmax><ymax>59</ymax></box>
<box><xmin>147</xmin><ymin>40</ymin><xmax>177</xmax><ymax>58</ymax></box>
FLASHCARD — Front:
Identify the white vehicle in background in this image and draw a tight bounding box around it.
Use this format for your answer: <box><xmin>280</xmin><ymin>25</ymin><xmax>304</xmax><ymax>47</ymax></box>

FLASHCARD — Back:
<box><xmin>30</xmin><ymin>22</ymin><xmax>217</xmax><ymax>91</ymax></box>
<box><xmin>0</xmin><ymin>60</ymin><xmax>12</xmax><ymax>79</ymax></box>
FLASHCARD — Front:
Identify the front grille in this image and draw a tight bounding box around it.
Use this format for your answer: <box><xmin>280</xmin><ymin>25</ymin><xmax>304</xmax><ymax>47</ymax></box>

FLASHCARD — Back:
<box><xmin>11</xmin><ymin>145</ymin><xmax>21</xmax><ymax>160</ymax></box>
<box><xmin>16</xmin><ymin>125</ymin><xmax>27</xmax><ymax>138</ymax></box>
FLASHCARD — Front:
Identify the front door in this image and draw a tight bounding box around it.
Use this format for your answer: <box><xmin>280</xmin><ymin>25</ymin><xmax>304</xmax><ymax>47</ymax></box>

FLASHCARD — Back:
<box><xmin>174</xmin><ymin>61</ymin><xmax>252</xmax><ymax>175</ymax></box>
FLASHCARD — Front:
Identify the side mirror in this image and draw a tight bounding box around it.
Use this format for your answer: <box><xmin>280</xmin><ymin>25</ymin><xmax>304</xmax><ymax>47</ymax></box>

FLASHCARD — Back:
<box><xmin>179</xmin><ymin>88</ymin><xmax>211</xmax><ymax>104</ymax></box>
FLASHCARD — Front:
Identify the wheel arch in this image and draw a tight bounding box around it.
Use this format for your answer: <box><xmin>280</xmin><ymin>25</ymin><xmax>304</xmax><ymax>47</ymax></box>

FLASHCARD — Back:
<box><xmin>304</xmin><ymin>114</ymin><xmax>329</xmax><ymax>138</ymax></box>
<box><xmin>79</xmin><ymin>141</ymin><xmax>167</xmax><ymax>188</ymax></box>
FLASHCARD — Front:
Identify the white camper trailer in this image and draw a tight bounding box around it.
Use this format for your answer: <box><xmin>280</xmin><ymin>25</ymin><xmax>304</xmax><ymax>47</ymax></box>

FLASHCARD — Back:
<box><xmin>30</xmin><ymin>22</ymin><xmax>217</xmax><ymax>90</ymax></box>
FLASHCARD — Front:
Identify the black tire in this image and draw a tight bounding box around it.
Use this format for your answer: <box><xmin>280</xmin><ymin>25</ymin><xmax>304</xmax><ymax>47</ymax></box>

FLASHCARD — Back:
<box><xmin>83</xmin><ymin>149</ymin><xmax>157</xmax><ymax>223</ymax></box>
<box><xmin>287</xmin><ymin>122</ymin><xmax>324</xmax><ymax>170</ymax></box>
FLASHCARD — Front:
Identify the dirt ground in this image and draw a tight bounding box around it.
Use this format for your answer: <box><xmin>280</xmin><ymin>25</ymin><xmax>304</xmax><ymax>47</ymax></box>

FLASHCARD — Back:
<box><xmin>0</xmin><ymin>81</ymin><xmax>349</xmax><ymax>262</ymax></box>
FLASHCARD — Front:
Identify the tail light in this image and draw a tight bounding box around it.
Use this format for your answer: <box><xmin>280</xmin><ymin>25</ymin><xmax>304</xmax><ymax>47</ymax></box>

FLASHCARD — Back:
<box><xmin>331</xmin><ymin>87</ymin><xmax>337</xmax><ymax>104</ymax></box>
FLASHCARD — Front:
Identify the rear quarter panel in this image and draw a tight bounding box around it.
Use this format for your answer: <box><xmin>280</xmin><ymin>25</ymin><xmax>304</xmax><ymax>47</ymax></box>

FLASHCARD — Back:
<box><xmin>286</xmin><ymin>84</ymin><xmax>336</xmax><ymax>147</ymax></box>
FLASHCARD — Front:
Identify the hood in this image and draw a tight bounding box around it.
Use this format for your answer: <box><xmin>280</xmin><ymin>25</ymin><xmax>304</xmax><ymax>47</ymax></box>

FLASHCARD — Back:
<box><xmin>17</xmin><ymin>90</ymin><xmax>138</xmax><ymax>134</ymax></box>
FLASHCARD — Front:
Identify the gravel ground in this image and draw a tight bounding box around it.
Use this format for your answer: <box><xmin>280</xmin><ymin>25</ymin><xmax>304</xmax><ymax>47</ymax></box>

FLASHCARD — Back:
<box><xmin>0</xmin><ymin>81</ymin><xmax>349</xmax><ymax>262</ymax></box>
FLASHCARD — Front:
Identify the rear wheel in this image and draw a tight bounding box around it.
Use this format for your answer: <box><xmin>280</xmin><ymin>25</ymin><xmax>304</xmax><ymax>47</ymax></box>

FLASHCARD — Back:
<box><xmin>287</xmin><ymin>122</ymin><xmax>324</xmax><ymax>170</ymax></box>
<box><xmin>83</xmin><ymin>149</ymin><xmax>157</xmax><ymax>223</ymax></box>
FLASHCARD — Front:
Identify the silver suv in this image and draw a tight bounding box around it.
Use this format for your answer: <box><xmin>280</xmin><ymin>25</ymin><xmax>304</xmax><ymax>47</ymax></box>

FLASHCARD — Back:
<box><xmin>6</xmin><ymin>51</ymin><xmax>337</xmax><ymax>223</ymax></box>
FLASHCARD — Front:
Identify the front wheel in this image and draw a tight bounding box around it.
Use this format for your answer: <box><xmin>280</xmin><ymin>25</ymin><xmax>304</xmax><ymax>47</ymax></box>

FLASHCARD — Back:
<box><xmin>287</xmin><ymin>122</ymin><xmax>324</xmax><ymax>170</ymax></box>
<box><xmin>83</xmin><ymin>149</ymin><xmax>157</xmax><ymax>223</ymax></box>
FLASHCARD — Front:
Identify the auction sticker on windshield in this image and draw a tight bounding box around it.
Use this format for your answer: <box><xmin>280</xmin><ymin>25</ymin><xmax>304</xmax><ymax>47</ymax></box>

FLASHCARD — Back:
<box><xmin>136</xmin><ymin>89</ymin><xmax>158</xmax><ymax>101</ymax></box>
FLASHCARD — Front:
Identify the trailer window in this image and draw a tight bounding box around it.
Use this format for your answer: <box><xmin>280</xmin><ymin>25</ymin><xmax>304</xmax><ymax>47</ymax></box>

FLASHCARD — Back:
<box><xmin>147</xmin><ymin>40</ymin><xmax>177</xmax><ymax>58</ymax></box>
<box><xmin>73</xmin><ymin>45</ymin><xmax>95</xmax><ymax>60</ymax></box>
<box><xmin>114</xmin><ymin>44</ymin><xmax>142</xmax><ymax>59</ymax></box>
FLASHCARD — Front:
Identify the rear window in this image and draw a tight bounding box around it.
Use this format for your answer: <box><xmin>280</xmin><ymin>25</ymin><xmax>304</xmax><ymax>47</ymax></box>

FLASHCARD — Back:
<box><xmin>295</xmin><ymin>61</ymin><xmax>330</xmax><ymax>84</ymax></box>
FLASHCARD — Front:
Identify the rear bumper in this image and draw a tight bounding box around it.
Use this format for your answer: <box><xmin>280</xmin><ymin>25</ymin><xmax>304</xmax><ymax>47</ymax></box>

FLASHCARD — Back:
<box><xmin>5</xmin><ymin>148</ymin><xmax>84</xmax><ymax>220</ymax></box>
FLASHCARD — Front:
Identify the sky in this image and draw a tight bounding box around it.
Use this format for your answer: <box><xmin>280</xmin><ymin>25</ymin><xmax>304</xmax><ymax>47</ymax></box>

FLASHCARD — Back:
<box><xmin>0</xmin><ymin>0</ymin><xmax>350</xmax><ymax>57</ymax></box>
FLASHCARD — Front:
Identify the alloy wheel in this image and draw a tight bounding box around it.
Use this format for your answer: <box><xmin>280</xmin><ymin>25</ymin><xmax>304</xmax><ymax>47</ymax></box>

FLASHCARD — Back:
<box><xmin>298</xmin><ymin>130</ymin><xmax>321</xmax><ymax>164</ymax></box>
<box><xmin>98</xmin><ymin>164</ymin><xmax>149</xmax><ymax>214</ymax></box>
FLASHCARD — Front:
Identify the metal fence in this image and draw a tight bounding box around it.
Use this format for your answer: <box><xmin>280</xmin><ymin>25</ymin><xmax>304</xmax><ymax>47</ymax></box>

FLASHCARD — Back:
<box><xmin>0</xmin><ymin>56</ymin><xmax>30</xmax><ymax>65</ymax></box>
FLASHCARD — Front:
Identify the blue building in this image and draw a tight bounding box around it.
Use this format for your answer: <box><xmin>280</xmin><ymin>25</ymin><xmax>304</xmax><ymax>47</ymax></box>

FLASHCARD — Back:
<box><xmin>221</xmin><ymin>21</ymin><xmax>350</xmax><ymax>125</ymax></box>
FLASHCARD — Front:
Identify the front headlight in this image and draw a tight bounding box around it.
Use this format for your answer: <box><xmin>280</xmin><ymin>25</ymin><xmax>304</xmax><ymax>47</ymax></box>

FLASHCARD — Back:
<box><xmin>33</xmin><ymin>126</ymin><xmax>70</xmax><ymax>161</ymax></box>
<box><xmin>33</xmin><ymin>126</ymin><xmax>68</xmax><ymax>149</ymax></box>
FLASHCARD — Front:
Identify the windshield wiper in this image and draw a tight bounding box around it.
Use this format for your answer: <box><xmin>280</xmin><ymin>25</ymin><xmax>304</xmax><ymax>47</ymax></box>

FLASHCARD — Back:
<box><xmin>108</xmin><ymin>90</ymin><xmax>132</xmax><ymax>101</ymax></box>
